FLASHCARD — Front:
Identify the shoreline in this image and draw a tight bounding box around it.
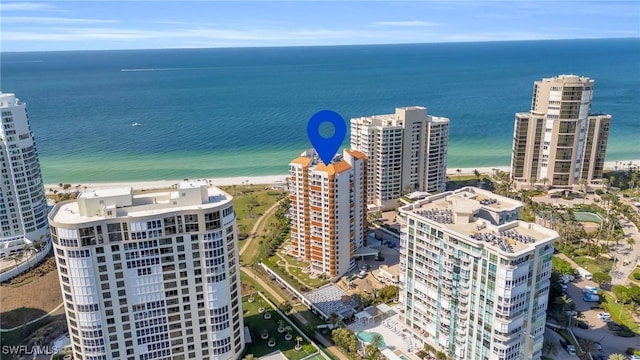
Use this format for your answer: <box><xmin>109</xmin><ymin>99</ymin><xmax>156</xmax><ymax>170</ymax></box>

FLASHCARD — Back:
<box><xmin>44</xmin><ymin>159</ymin><xmax>639</xmax><ymax>193</ymax></box>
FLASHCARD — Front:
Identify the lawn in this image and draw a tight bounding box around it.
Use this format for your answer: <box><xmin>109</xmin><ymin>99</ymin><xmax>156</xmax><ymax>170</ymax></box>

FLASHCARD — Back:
<box><xmin>573</xmin><ymin>256</ymin><xmax>614</xmax><ymax>275</ymax></box>
<box><xmin>0</xmin><ymin>256</ymin><xmax>63</xmax><ymax>329</ymax></box>
<box><xmin>602</xmin><ymin>293</ymin><xmax>640</xmax><ymax>335</ymax></box>
<box><xmin>218</xmin><ymin>185</ymin><xmax>286</xmax><ymax>245</ymax></box>
<box><xmin>240</xmin><ymin>209</ymin><xmax>279</xmax><ymax>265</ymax></box>
<box><xmin>242</xmin><ymin>295</ymin><xmax>316</xmax><ymax>360</ymax></box>
<box><xmin>271</xmin><ymin>252</ymin><xmax>329</xmax><ymax>289</ymax></box>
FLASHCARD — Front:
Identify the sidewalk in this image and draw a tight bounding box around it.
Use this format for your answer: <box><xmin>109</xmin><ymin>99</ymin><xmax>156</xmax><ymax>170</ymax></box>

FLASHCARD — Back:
<box><xmin>241</xmin><ymin>267</ymin><xmax>350</xmax><ymax>360</ymax></box>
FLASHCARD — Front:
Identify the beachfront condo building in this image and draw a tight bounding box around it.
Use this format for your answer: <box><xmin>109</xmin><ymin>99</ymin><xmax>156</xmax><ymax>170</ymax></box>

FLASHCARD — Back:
<box><xmin>350</xmin><ymin>106</ymin><xmax>449</xmax><ymax>210</ymax></box>
<box><xmin>510</xmin><ymin>75</ymin><xmax>611</xmax><ymax>187</ymax></box>
<box><xmin>49</xmin><ymin>180</ymin><xmax>244</xmax><ymax>360</ymax></box>
<box><xmin>0</xmin><ymin>93</ymin><xmax>49</xmax><ymax>258</ymax></box>
<box><xmin>288</xmin><ymin>148</ymin><xmax>367</xmax><ymax>277</ymax></box>
<box><xmin>398</xmin><ymin>187</ymin><xmax>557</xmax><ymax>360</ymax></box>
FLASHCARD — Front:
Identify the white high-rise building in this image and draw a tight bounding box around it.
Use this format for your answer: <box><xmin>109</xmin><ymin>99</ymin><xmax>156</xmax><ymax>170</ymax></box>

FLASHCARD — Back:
<box><xmin>288</xmin><ymin>149</ymin><xmax>367</xmax><ymax>277</ymax></box>
<box><xmin>351</xmin><ymin>106</ymin><xmax>449</xmax><ymax>210</ymax></box>
<box><xmin>49</xmin><ymin>181</ymin><xmax>244</xmax><ymax>360</ymax></box>
<box><xmin>398</xmin><ymin>187</ymin><xmax>557</xmax><ymax>360</ymax></box>
<box><xmin>510</xmin><ymin>75</ymin><xmax>611</xmax><ymax>187</ymax></box>
<box><xmin>0</xmin><ymin>93</ymin><xmax>49</xmax><ymax>258</ymax></box>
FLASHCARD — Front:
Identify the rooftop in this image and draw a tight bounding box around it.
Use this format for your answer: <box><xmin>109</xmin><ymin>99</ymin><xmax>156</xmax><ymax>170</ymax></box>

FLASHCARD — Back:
<box><xmin>290</xmin><ymin>149</ymin><xmax>359</xmax><ymax>175</ymax></box>
<box><xmin>50</xmin><ymin>181</ymin><xmax>232</xmax><ymax>225</ymax></box>
<box><xmin>400</xmin><ymin>187</ymin><xmax>557</xmax><ymax>255</ymax></box>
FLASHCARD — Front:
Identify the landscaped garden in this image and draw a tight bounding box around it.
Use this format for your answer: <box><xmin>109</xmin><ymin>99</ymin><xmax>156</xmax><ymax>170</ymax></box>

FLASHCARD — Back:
<box><xmin>242</xmin><ymin>294</ymin><xmax>317</xmax><ymax>360</ymax></box>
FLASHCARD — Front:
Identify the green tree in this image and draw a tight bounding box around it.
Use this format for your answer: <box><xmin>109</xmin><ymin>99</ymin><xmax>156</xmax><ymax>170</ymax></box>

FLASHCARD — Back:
<box><xmin>423</xmin><ymin>343</ymin><xmax>436</xmax><ymax>356</ymax></box>
<box><xmin>473</xmin><ymin>169</ymin><xmax>481</xmax><ymax>183</ymax></box>
<box><xmin>436</xmin><ymin>351</ymin><xmax>448</xmax><ymax>360</ymax></box>
<box><xmin>552</xmin><ymin>257</ymin><xmax>574</xmax><ymax>275</ymax></box>
<box><xmin>364</xmin><ymin>344</ymin><xmax>381</xmax><ymax>360</ymax></box>
<box><xmin>578</xmin><ymin>338</ymin><xmax>598</xmax><ymax>354</ymax></box>
<box><xmin>331</xmin><ymin>328</ymin><xmax>358</xmax><ymax>353</ymax></box>
<box><xmin>542</xmin><ymin>339</ymin><xmax>558</xmax><ymax>357</ymax></box>
<box><xmin>370</xmin><ymin>333</ymin><xmax>383</xmax><ymax>349</ymax></box>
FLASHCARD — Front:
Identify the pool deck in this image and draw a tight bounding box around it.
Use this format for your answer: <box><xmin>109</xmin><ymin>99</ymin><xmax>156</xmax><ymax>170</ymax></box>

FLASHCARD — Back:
<box><xmin>348</xmin><ymin>305</ymin><xmax>422</xmax><ymax>360</ymax></box>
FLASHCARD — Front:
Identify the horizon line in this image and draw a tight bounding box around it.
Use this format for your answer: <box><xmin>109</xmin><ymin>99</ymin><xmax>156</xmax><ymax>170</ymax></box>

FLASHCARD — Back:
<box><xmin>3</xmin><ymin>36</ymin><xmax>638</xmax><ymax>54</ymax></box>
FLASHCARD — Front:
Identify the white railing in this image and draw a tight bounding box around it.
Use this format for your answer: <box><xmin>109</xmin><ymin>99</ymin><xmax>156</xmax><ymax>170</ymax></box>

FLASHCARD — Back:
<box><xmin>0</xmin><ymin>240</ymin><xmax>53</xmax><ymax>283</ymax></box>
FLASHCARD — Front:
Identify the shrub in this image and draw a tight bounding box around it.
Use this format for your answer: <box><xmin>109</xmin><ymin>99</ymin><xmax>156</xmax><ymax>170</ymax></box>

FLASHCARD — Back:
<box><xmin>633</xmin><ymin>272</ymin><xmax>640</xmax><ymax>281</ymax></box>
<box><xmin>595</xmin><ymin>189</ymin><xmax>604</xmax><ymax>195</ymax></box>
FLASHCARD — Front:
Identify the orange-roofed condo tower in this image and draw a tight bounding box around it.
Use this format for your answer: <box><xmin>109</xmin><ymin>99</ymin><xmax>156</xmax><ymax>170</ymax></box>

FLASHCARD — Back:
<box><xmin>288</xmin><ymin>149</ymin><xmax>367</xmax><ymax>277</ymax></box>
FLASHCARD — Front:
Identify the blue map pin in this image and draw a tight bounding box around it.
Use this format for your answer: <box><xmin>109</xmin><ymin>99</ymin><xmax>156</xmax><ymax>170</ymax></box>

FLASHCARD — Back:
<box><xmin>307</xmin><ymin>110</ymin><xmax>347</xmax><ymax>166</ymax></box>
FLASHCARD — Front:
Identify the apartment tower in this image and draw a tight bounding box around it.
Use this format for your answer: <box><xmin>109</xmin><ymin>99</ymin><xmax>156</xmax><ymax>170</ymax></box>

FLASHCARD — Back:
<box><xmin>351</xmin><ymin>106</ymin><xmax>449</xmax><ymax>210</ymax></box>
<box><xmin>511</xmin><ymin>75</ymin><xmax>611</xmax><ymax>187</ymax></box>
<box><xmin>398</xmin><ymin>187</ymin><xmax>557</xmax><ymax>360</ymax></box>
<box><xmin>288</xmin><ymin>149</ymin><xmax>367</xmax><ymax>277</ymax></box>
<box><xmin>0</xmin><ymin>93</ymin><xmax>49</xmax><ymax>258</ymax></box>
<box><xmin>49</xmin><ymin>181</ymin><xmax>244</xmax><ymax>360</ymax></box>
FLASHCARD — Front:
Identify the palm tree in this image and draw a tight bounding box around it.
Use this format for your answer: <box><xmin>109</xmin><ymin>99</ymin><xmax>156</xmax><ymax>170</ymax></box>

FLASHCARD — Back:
<box><xmin>627</xmin><ymin>237</ymin><xmax>635</xmax><ymax>250</ymax></box>
<box><xmin>542</xmin><ymin>177</ymin><xmax>549</xmax><ymax>190</ymax></box>
<box><xmin>542</xmin><ymin>339</ymin><xmax>558</xmax><ymax>357</ymax></box>
<box><xmin>243</xmin><ymin>355</ymin><xmax>254</xmax><ymax>360</ymax></box>
<box><xmin>295</xmin><ymin>336</ymin><xmax>302</xmax><ymax>349</ymax></box>
<box><xmin>370</xmin><ymin>333</ymin><xmax>383</xmax><ymax>349</ymax></box>
<box><xmin>473</xmin><ymin>169</ymin><xmax>481</xmax><ymax>184</ymax></box>
<box><xmin>609</xmin><ymin>354</ymin><xmax>627</xmax><ymax>360</ymax></box>
<box><xmin>423</xmin><ymin>343</ymin><xmax>436</xmax><ymax>356</ymax></box>
<box><xmin>456</xmin><ymin>169</ymin><xmax>461</xmax><ymax>179</ymax></box>
<box><xmin>578</xmin><ymin>338</ymin><xmax>598</xmax><ymax>354</ymax></box>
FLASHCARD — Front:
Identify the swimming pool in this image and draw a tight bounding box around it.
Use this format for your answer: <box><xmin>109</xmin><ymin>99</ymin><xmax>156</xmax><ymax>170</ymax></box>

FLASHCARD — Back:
<box><xmin>357</xmin><ymin>331</ymin><xmax>386</xmax><ymax>349</ymax></box>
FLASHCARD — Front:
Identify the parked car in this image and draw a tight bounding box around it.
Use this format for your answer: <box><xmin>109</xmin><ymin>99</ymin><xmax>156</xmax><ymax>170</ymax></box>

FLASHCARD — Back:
<box><xmin>566</xmin><ymin>344</ymin><xmax>577</xmax><ymax>356</ymax></box>
<box><xmin>597</xmin><ymin>312</ymin><xmax>611</xmax><ymax>320</ymax></box>
<box><xmin>559</xmin><ymin>339</ymin><xmax>568</xmax><ymax>349</ymax></box>
<box><xmin>592</xmin><ymin>354</ymin><xmax>606</xmax><ymax>360</ymax></box>
<box><xmin>629</xmin><ymin>355</ymin><xmax>640</xmax><ymax>360</ymax></box>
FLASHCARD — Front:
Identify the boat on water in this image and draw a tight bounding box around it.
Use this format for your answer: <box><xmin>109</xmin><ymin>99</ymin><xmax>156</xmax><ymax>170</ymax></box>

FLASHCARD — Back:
<box><xmin>132</xmin><ymin>122</ymin><xmax>142</xmax><ymax>127</ymax></box>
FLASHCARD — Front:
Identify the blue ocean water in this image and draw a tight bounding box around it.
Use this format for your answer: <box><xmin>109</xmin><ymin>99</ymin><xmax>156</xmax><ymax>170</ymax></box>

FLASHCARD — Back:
<box><xmin>2</xmin><ymin>39</ymin><xmax>639</xmax><ymax>183</ymax></box>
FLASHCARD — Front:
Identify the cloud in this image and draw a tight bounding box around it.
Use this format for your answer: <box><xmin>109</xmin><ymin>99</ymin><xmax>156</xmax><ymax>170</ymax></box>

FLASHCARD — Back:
<box><xmin>0</xmin><ymin>2</ymin><xmax>55</xmax><ymax>11</ymax></box>
<box><xmin>2</xmin><ymin>16</ymin><xmax>118</xmax><ymax>24</ymax></box>
<box><xmin>1</xmin><ymin>27</ymin><xmax>381</xmax><ymax>43</ymax></box>
<box><xmin>375</xmin><ymin>20</ymin><xmax>441</xmax><ymax>27</ymax></box>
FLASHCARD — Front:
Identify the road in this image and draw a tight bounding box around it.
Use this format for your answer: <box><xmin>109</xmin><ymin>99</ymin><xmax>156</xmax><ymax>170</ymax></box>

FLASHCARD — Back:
<box><xmin>544</xmin><ymin>327</ymin><xmax>580</xmax><ymax>360</ymax></box>
<box><xmin>610</xmin><ymin>215</ymin><xmax>640</xmax><ymax>285</ymax></box>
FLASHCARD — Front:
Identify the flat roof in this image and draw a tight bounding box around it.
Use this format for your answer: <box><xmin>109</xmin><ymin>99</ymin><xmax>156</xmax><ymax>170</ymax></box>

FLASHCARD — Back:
<box><xmin>79</xmin><ymin>187</ymin><xmax>132</xmax><ymax>199</ymax></box>
<box><xmin>50</xmin><ymin>186</ymin><xmax>232</xmax><ymax>225</ymax></box>
<box><xmin>401</xmin><ymin>187</ymin><xmax>557</xmax><ymax>255</ymax></box>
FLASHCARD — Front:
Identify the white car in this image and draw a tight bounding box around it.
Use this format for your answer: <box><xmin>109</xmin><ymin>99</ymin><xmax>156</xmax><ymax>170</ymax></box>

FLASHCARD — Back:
<box><xmin>566</xmin><ymin>345</ymin><xmax>577</xmax><ymax>356</ymax></box>
<box><xmin>597</xmin><ymin>312</ymin><xmax>611</xmax><ymax>320</ymax></box>
<box><xmin>628</xmin><ymin>355</ymin><xmax>640</xmax><ymax>360</ymax></box>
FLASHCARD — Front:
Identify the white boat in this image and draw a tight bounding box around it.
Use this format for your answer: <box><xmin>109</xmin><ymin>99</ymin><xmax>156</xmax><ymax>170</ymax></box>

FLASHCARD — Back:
<box><xmin>132</xmin><ymin>122</ymin><xmax>142</xmax><ymax>127</ymax></box>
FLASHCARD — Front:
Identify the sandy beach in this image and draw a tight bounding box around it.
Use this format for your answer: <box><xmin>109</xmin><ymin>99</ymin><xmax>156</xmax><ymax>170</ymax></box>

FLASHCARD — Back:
<box><xmin>44</xmin><ymin>160</ymin><xmax>638</xmax><ymax>193</ymax></box>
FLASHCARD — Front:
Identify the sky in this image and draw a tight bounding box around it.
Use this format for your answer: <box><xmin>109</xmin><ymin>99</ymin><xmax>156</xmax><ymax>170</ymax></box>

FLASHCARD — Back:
<box><xmin>1</xmin><ymin>1</ymin><xmax>639</xmax><ymax>52</ymax></box>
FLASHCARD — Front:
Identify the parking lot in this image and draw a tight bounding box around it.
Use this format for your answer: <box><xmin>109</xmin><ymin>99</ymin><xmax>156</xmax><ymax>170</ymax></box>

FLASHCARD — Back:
<box><xmin>564</xmin><ymin>277</ymin><xmax>640</xmax><ymax>356</ymax></box>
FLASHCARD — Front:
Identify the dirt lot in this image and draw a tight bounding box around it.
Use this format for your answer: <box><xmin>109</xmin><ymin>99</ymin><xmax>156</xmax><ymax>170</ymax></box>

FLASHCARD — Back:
<box><xmin>0</xmin><ymin>257</ymin><xmax>62</xmax><ymax>329</ymax></box>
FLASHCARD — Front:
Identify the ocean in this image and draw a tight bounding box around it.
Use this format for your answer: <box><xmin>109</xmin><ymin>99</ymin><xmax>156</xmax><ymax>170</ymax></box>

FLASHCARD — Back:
<box><xmin>2</xmin><ymin>38</ymin><xmax>639</xmax><ymax>184</ymax></box>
